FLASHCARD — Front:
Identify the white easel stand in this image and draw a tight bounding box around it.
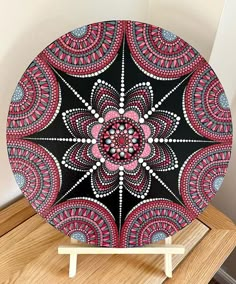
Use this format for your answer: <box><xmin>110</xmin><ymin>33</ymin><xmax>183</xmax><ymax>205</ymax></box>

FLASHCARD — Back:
<box><xmin>58</xmin><ymin>236</ymin><xmax>185</xmax><ymax>278</ymax></box>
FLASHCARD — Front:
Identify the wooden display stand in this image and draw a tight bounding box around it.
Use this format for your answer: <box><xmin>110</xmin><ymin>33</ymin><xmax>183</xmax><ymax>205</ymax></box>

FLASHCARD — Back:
<box><xmin>58</xmin><ymin>236</ymin><xmax>185</xmax><ymax>278</ymax></box>
<box><xmin>1</xmin><ymin>199</ymin><xmax>236</xmax><ymax>283</ymax></box>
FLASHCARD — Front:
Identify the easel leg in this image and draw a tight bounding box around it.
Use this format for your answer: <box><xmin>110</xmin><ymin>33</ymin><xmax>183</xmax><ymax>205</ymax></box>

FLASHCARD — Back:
<box><xmin>164</xmin><ymin>236</ymin><xmax>173</xmax><ymax>278</ymax></box>
<box><xmin>69</xmin><ymin>238</ymin><xmax>79</xmax><ymax>278</ymax></box>
<box><xmin>58</xmin><ymin>235</ymin><xmax>184</xmax><ymax>278</ymax></box>
<box><xmin>69</xmin><ymin>253</ymin><xmax>78</xmax><ymax>278</ymax></box>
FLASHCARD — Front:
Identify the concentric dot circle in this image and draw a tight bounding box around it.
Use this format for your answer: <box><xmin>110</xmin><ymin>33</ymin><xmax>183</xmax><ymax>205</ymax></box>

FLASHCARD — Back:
<box><xmin>184</xmin><ymin>62</ymin><xmax>232</xmax><ymax>142</ymax></box>
<box><xmin>218</xmin><ymin>93</ymin><xmax>229</xmax><ymax>109</ymax></box>
<box><xmin>179</xmin><ymin>144</ymin><xmax>231</xmax><ymax>215</ymax></box>
<box><xmin>71</xmin><ymin>231</ymin><xmax>87</xmax><ymax>242</ymax></box>
<box><xmin>161</xmin><ymin>30</ymin><xmax>177</xmax><ymax>42</ymax></box>
<box><xmin>6</xmin><ymin>56</ymin><xmax>60</xmax><ymax>138</ymax></box>
<box><xmin>11</xmin><ymin>85</ymin><xmax>24</xmax><ymax>102</ymax></box>
<box><xmin>71</xmin><ymin>26</ymin><xmax>88</xmax><ymax>38</ymax></box>
<box><xmin>126</xmin><ymin>21</ymin><xmax>204</xmax><ymax>79</ymax></box>
<box><xmin>45</xmin><ymin>198</ymin><xmax>119</xmax><ymax>247</ymax></box>
<box><xmin>14</xmin><ymin>172</ymin><xmax>26</xmax><ymax>189</ymax></box>
<box><xmin>98</xmin><ymin>117</ymin><xmax>145</xmax><ymax>165</ymax></box>
<box><xmin>6</xmin><ymin>20</ymin><xmax>233</xmax><ymax>248</ymax></box>
<box><xmin>151</xmin><ymin>232</ymin><xmax>167</xmax><ymax>242</ymax></box>
<box><xmin>213</xmin><ymin>176</ymin><xmax>224</xmax><ymax>191</ymax></box>
<box><xmin>42</xmin><ymin>21</ymin><xmax>124</xmax><ymax>76</ymax></box>
<box><xmin>7</xmin><ymin>139</ymin><xmax>61</xmax><ymax>217</ymax></box>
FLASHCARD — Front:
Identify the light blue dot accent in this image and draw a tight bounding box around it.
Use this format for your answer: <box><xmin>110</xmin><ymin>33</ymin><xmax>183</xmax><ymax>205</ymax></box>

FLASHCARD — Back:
<box><xmin>71</xmin><ymin>26</ymin><xmax>87</xmax><ymax>38</ymax></box>
<box><xmin>151</xmin><ymin>232</ymin><xmax>167</xmax><ymax>243</ymax></box>
<box><xmin>213</xmin><ymin>176</ymin><xmax>224</xmax><ymax>191</ymax></box>
<box><xmin>219</xmin><ymin>93</ymin><xmax>229</xmax><ymax>109</ymax></box>
<box><xmin>12</xmin><ymin>85</ymin><xmax>24</xmax><ymax>102</ymax></box>
<box><xmin>161</xmin><ymin>29</ymin><xmax>177</xmax><ymax>42</ymax></box>
<box><xmin>14</xmin><ymin>173</ymin><xmax>25</xmax><ymax>189</ymax></box>
<box><xmin>71</xmin><ymin>232</ymin><xmax>87</xmax><ymax>242</ymax></box>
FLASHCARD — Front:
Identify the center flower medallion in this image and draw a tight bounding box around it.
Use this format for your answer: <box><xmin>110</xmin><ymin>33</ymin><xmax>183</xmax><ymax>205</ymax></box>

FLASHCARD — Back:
<box><xmin>6</xmin><ymin>20</ymin><xmax>232</xmax><ymax>248</ymax></box>
<box><xmin>99</xmin><ymin>117</ymin><xmax>145</xmax><ymax>164</ymax></box>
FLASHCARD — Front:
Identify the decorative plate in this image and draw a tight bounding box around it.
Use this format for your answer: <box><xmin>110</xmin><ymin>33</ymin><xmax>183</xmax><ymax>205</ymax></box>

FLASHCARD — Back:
<box><xmin>6</xmin><ymin>20</ymin><xmax>233</xmax><ymax>247</ymax></box>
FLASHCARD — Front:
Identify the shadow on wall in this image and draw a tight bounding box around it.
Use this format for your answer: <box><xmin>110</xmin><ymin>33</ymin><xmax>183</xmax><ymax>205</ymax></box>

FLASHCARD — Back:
<box><xmin>212</xmin><ymin>91</ymin><xmax>236</xmax><ymax>223</ymax></box>
<box><xmin>211</xmin><ymin>90</ymin><xmax>236</xmax><ymax>279</ymax></box>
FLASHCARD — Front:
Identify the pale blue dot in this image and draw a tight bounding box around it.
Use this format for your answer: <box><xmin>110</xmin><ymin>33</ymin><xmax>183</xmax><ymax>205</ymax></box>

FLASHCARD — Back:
<box><xmin>71</xmin><ymin>232</ymin><xmax>87</xmax><ymax>242</ymax></box>
<box><xmin>213</xmin><ymin>176</ymin><xmax>224</xmax><ymax>191</ymax></box>
<box><xmin>14</xmin><ymin>173</ymin><xmax>25</xmax><ymax>189</ymax></box>
<box><xmin>161</xmin><ymin>29</ymin><xmax>177</xmax><ymax>42</ymax></box>
<box><xmin>151</xmin><ymin>232</ymin><xmax>167</xmax><ymax>243</ymax></box>
<box><xmin>71</xmin><ymin>26</ymin><xmax>87</xmax><ymax>38</ymax></box>
<box><xmin>12</xmin><ymin>85</ymin><xmax>24</xmax><ymax>102</ymax></box>
<box><xmin>219</xmin><ymin>93</ymin><xmax>229</xmax><ymax>109</ymax></box>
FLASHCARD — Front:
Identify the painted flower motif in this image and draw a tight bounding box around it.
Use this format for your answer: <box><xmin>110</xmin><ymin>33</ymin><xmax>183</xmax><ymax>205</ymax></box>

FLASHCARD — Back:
<box><xmin>62</xmin><ymin>78</ymin><xmax>180</xmax><ymax>199</ymax></box>
<box><xmin>7</xmin><ymin>20</ymin><xmax>232</xmax><ymax>247</ymax></box>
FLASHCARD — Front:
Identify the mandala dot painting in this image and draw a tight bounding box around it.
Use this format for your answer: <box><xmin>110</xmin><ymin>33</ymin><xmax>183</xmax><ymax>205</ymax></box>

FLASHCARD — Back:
<box><xmin>6</xmin><ymin>21</ymin><xmax>233</xmax><ymax>247</ymax></box>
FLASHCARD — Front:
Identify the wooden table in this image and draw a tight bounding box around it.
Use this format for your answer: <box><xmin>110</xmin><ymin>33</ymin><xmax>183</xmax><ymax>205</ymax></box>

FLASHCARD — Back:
<box><xmin>0</xmin><ymin>198</ymin><xmax>235</xmax><ymax>284</ymax></box>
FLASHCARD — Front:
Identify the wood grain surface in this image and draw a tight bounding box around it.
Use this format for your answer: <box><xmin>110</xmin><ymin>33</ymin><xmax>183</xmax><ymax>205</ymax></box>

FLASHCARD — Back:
<box><xmin>0</xmin><ymin>198</ymin><xmax>35</xmax><ymax>237</ymax></box>
<box><xmin>0</xmin><ymin>199</ymin><xmax>235</xmax><ymax>284</ymax></box>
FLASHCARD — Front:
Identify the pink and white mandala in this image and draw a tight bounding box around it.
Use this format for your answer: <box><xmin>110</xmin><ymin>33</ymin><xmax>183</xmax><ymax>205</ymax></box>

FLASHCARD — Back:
<box><xmin>6</xmin><ymin>20</ymin><xmax>232</xmax><ymax>247</ymax></box>
<box><xmin>61</xmin><ymin>78</ymin><xmax>180</xmax><ymax>202</ymax></box>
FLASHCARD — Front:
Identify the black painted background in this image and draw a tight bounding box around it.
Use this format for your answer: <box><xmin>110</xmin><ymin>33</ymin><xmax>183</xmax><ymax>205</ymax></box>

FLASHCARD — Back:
<box><xmin>28</xmin><ymin>40</ymin><xmax>217</xmax><ymax>226</ymax></box>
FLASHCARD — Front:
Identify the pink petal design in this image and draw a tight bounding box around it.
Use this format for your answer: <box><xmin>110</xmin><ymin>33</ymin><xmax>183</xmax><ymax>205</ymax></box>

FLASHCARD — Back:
<box><xmin>124</xmin><ymin>160</ymin><xmax>138</xmax><ymax>171</ymax></box>
<box><xmin>104</xmin><ymin>110</ymin><xmax>120</xmax><ymax>122</ymax></box>
<box><xmin>140</xmin><ymin>143</ymin><xmax>151</xmax><ymax>158</ymax></box>
<box><xmin>91</xmin><ymin>80</ymin><xmax>119</xmax><ymax>117</ymax></box>
<box><xmin>146</xmin><ymin>111</ymin><xmax>179</xmax><ymax>138</ymax></box>
<box><xmin>123</xmin><ymin>110</ymin><xmax>139</xmax><ymax>122</ymax></box>
<box><xmin>91</xmin><ymin>124</ymin><xmax>102</xmax><ymax>139</ymax></box>
<box><xmin>145</xmin><ymin>144</ymin><xmax>177</xmax><ymax>171</ymax></box>
<box><xmin>141</xmin><ymin>124</ymin><xmax>151</xmax><ymax>139</ymax></box>
<box><xmin>62</xmin><ymin>143</ymin><xmax>99</xmax><ymax>171</ymax></box>
<box><xmin>63</xmin><ymin>109</ymin><xmax>98</xmax><ymax>138</ymax></box>
<box><xmin>91</xmin><ymin>144</ymin><xmax>102</xmax><ymax>159</ymax></box>
<box><xmin>124</xmin><ymin>84</ymin><xmax>153</xmax><ymax>117</ymax></box>
<box><xmin>124</xmin><ymin>164</ymin><xmax>151</xmax><ymax>198</ymax></box>
<box><xmin>91</xmin><ymin>164</ymin><xmax>119</xmax><ymax>196</ymax></box>
<box><xmin>105</xmin><ymin>161</ymin><xmax>120</xmax><ymax>172</ymax></box>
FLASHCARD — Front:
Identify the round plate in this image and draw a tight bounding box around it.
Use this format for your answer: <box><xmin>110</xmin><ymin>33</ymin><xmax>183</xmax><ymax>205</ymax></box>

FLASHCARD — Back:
<box><xmin>6</xmin><ymin>20</ymin><xmax>233</xmax><ymax>247</ymax></box>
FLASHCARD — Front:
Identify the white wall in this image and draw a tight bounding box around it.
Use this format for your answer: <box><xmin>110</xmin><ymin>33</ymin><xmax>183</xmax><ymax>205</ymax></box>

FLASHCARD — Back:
<box><xmin>209</xmin><ymin>0</ymin><xmax>236</xmax><ymax>279</ymax></box>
